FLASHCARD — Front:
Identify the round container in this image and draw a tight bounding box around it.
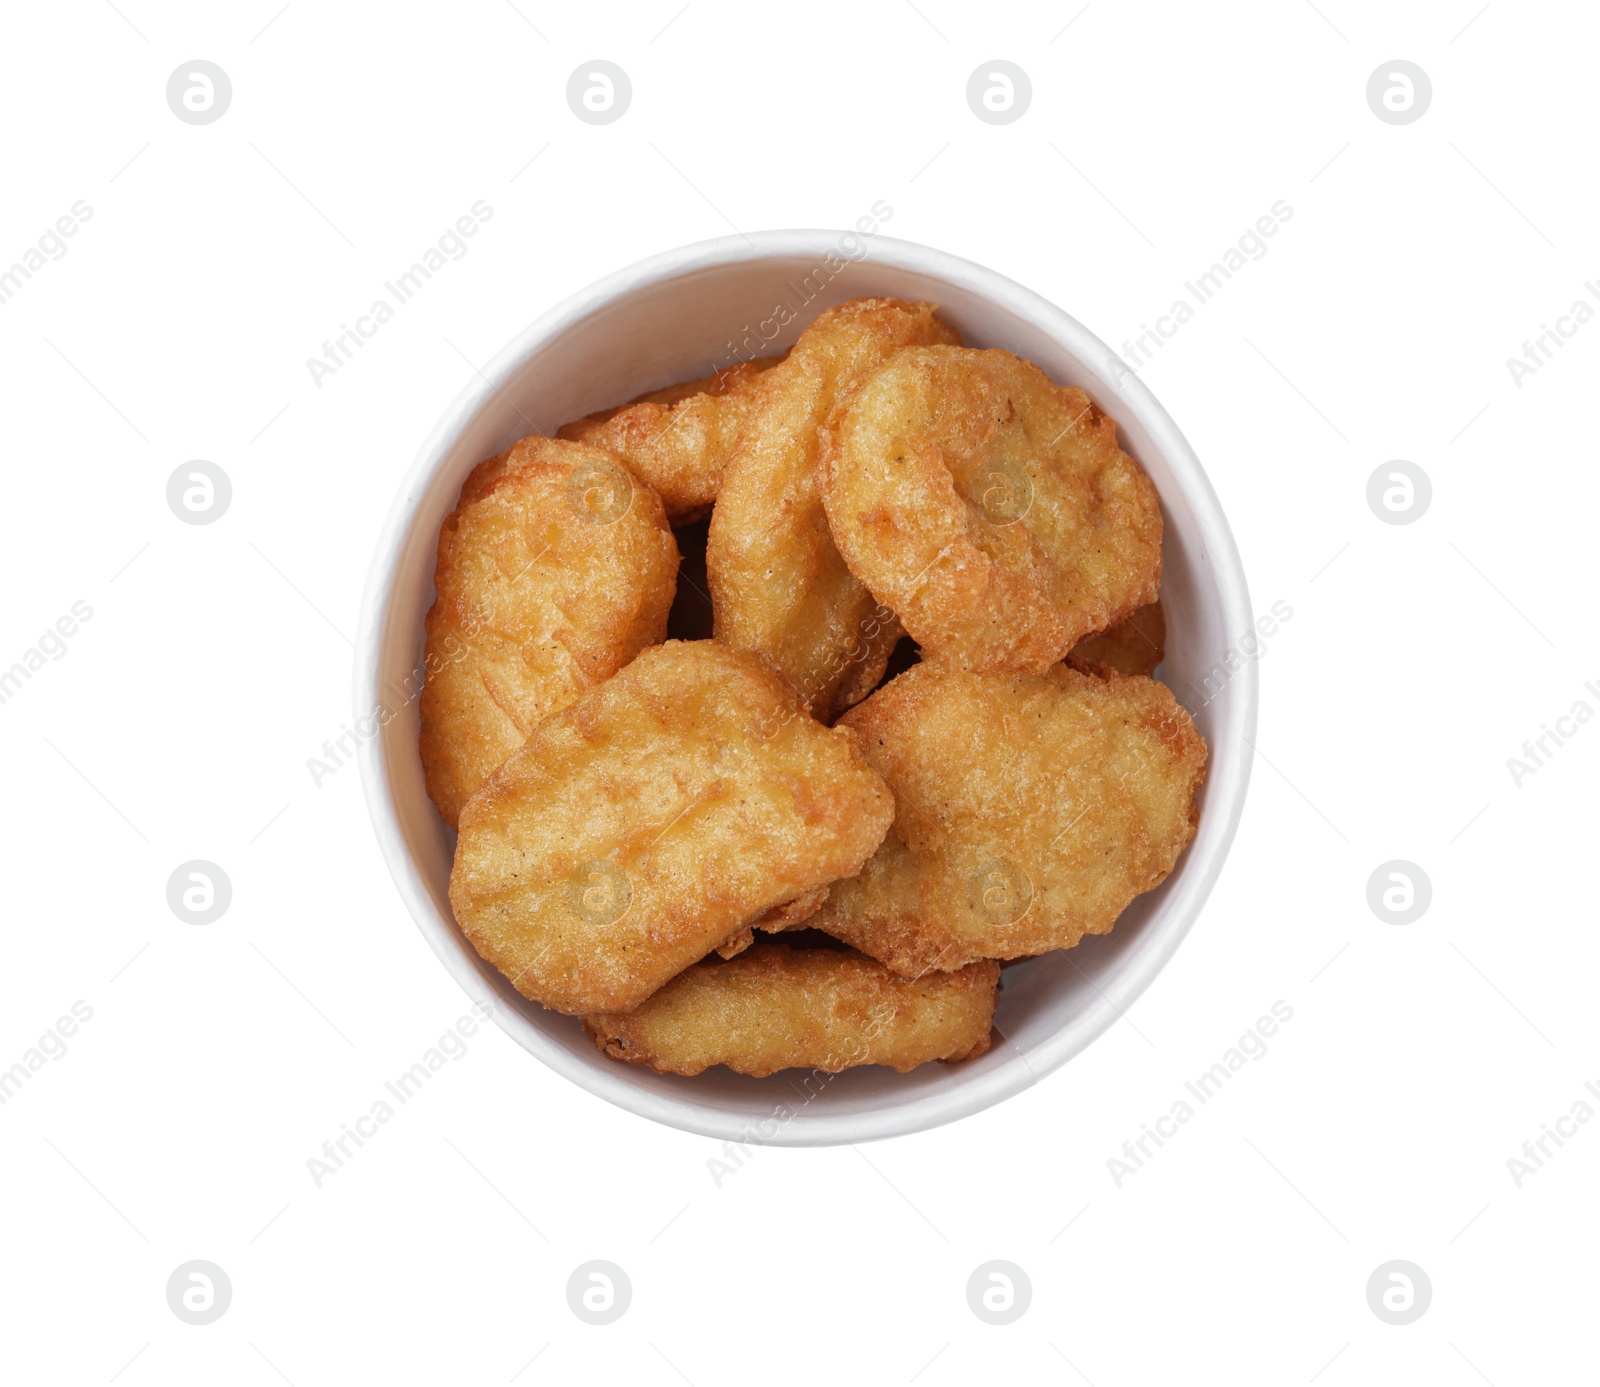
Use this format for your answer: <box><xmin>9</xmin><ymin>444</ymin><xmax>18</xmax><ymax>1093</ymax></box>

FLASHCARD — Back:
<box><xmin>356</xmin><ymin>231</ymin><xmax>1257</xmax><ymax>1145</ymax></box>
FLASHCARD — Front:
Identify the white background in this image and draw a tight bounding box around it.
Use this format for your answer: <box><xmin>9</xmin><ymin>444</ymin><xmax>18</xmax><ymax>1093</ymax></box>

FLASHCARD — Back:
<box><xmin>2</xmin><ymin>1</ymin><xmax>1595</xmax><ymax>1382</ymax></box>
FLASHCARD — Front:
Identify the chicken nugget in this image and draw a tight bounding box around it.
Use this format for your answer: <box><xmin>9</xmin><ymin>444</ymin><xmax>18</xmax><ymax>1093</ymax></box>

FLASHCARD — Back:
<box><xmin>582</xmin><ymin>940</ymin><xmax>998</xmax><ymax>1076</ymax></box>
<box><xmin>818</xmin><ymin>346</ymin><xmax>1162</xmax><ymax>673</ymax></box>
<box><xmin>558</xmin><ymin>358</ymin><xmax>781</xmax><ymax>523</ymax></box>
<box><xmin>707</xmin><ymin>298</ymin><xmax>960</xmax><ymax>719</ymax></box>
<box><xmin>1065</xmin><ymin>597</ymin><xmax>1165</xmax><ymax>678</ymax></box>
<box><xmin>808</xmin><ymin>662</ymin><xmax>1207</xmax><ymax>976</ymax></box>
<box><xmin>449</xmin><ymin>641</ymin><xmax>894</xmax><ymax>1015</ymax></box>
<box><xmin>420</xmin><ymin>436</ymin><xmax>678</xmax><ymax>827</ymax></box>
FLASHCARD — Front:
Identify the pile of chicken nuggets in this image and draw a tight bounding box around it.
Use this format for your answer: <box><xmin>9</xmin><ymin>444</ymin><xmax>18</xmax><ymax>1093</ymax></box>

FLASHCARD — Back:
<box><xmin>423</xmin><ymin>296</ymin><xmax>1208</xmax><ymax>1080</ymax></box>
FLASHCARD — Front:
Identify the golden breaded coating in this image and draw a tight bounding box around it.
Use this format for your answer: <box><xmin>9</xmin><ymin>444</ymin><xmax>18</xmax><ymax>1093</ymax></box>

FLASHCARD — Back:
<box><xmin>707</xmin><ymin>298</ymin><xmax>961</xmax><ymax>719</ymax></box>
<box><xmin>818</xmin><ymin>346</ymin><xmax>1163</xmax><ymax>673</ymax></box>
<box><xmin>755</xmin><ymin>884</ymin><xmax>830</xmax><ymax>932</ymax></box>
<box><xmin>809</xmin><ymin>663</ymin><xmax>1207</xmax><ymax>976</ymax></box>
<box><xmin>564</xmin><ymin>358</ymin><xmax>779</xmax><ymax>422</ymax></box>
<box><xmin>582</xmin><ymin>940</ymin><xmax>998</xmax><ymax>1076</ymax></box>
<box><xmin>449</xmin><ymin>642</ymin><xmax>894</xmax><ymax>1015</ymax></box>
<box><xmin>711</xmin><ymin>886</ymin><xmax>830</xmax><ymax>961</ymax></box>
<box><xmin>420</xmin><ymin>436</ymin><xmax>678</xmax><ymax>827</ymax></box>
<box><xmin>557</xmin><ymin>358</ymin><xmax>781</xmax><ymax>523</ymax></box>
<box><xmin>1066</xmin><ymin>598</ymin><xmax>1165</xmax><ymax>678</ymax></box>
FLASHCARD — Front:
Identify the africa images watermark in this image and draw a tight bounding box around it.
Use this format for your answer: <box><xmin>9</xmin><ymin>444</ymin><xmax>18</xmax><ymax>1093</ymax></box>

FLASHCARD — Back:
<box><xmin>305</xmin><ymin>452</ymin><xmax>647</xmax><ymax>790</ymax></box>
<box><xmin>0</xmin><ymin>200</ymin><xmax>94</xmax><ymax>308</ymax></box>
<box><xmin>720</xmin><ymin>201</ymin><xmax>896</xmax><ymax>367</ymax></box>
<box><xmin>706</xmin><ymin>1010</ymin><xmax>899</xmax><ymax>1187</ymax></box>
<box><xmin>1505</xmin><ymin>678</ymin><xmax>1600</xmax><ymax>788</ymax></box>
<box><xmin>305</xmin><ymin>1001</ymin><xmax>494</xmax><ymax>1187</ymax></box>
<box><xmin>1505</xmin><ymin>1077</ymin><xmax>1600</xmax><ymax>1188</ymax></box>
<box><xmin>0</xmin><ymin>600</ymin><xmax>95</xmax><ymax>708</ymax></box>
<box><xmin>1505</xmin><ymin>279</ymin><xmax>1600</xmax><ymax>388</ymax></box>
<box><xmin>0</xmin><ymin>1001</ymin><xmax>95</xmax><ymax>1107</ymax></box>
<box><xmin>1184</xmin><ymin>599</ymin><xmax>1294</xmax><ymax>710</ymax></box>
<box><xmin>305</xmin><ymin>199</ymin><xmax>495</xmax><ymax>388</ymax></box>
<box><xmin>766</xmin><ymin>602</ymin><xmax>897</xmax><ymax>732</ymax></box>
<box><xmin>305</xmin><ymin>608</ymin><xmax>486</xmax><ymax>787</ymax></box>
<box><xmin>1106</xmin><ymin>1001</ymin><xmax>1294</xmax><ymax>1188</ymax></box>
<box><xmin>1109</xmin><ymin>200</ymin><xmax>1295</xmax><ymax>384</ymax></box>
